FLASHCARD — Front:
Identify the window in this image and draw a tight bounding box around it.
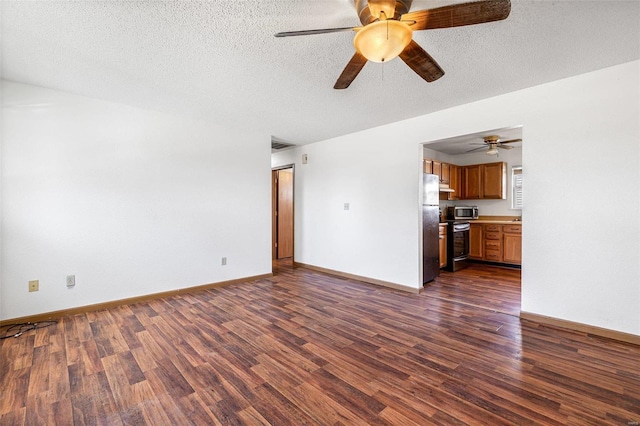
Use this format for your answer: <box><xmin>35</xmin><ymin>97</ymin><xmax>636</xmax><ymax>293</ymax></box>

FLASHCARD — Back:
<box><xmin>511</xmin><ymin>166</ymin><xmax>523</xmax><ymax>209</ymax></box>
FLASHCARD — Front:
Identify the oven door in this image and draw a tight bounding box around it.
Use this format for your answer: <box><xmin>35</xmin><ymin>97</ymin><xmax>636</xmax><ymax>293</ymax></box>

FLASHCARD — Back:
<box><xmin>445</xmin><ymin>222</ymin><xmax>470</xmax><ymax>272</ymax></box>
<box><xmin>451</xmin><ymin>223</ymin><xmax>470</xmax><ymax>258</ymax></box>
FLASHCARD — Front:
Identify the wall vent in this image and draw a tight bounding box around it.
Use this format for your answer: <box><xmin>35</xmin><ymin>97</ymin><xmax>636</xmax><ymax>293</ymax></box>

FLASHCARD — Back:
<box><xmin>271</xmin><ymin>140</ymin><xmax>296</xmax><ymax>151</ymax></box>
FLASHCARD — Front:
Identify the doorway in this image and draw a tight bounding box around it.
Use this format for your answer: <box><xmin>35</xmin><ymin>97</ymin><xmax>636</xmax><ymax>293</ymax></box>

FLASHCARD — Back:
<box><xmin>272</xmin><ymin>166</ymin><xmax>294</xmax><ymax>260</ymax></box>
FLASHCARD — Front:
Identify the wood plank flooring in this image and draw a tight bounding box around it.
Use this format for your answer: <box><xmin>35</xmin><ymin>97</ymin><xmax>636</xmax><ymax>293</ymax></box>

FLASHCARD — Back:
<box><xmin>1</xmin><ymin>262</ymin><xmax>639</xmax><ymax>425</ymax></box>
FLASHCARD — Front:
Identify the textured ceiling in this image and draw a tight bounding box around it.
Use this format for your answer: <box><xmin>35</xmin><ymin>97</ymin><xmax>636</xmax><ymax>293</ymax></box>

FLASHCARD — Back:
<box><xmin>2</xmin><ymin>1</ymin><xmax>639</xmax><ymax>146</ymax></box>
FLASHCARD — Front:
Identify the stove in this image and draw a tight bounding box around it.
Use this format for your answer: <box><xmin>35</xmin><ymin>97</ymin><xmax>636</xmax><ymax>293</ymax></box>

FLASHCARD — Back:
<box><xmin>445</xmin><ymin>220</ymin><xmax>470</xmax><ymax>272</ymax></box>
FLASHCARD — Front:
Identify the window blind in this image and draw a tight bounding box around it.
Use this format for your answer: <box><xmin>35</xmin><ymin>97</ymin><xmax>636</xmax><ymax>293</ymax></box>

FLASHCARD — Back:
<box><xmin>512</xmin><ymin>167</ymin><xmax>523</xmax><ymax>209</ymax></box>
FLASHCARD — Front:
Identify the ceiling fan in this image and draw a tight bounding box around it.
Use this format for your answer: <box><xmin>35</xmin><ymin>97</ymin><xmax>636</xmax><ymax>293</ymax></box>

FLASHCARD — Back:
<box><xmin>275</xmin><ymin>0</ymin><xmax>511</xmax><ymax>89</ymax></box>
<box><xmin>467</xmin><ymin>135</ymin><xmax>522</xmax><ymax>155</ymax></box>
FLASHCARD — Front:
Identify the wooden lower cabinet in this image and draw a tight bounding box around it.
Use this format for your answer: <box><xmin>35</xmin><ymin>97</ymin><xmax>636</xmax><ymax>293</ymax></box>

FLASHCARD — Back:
<box><xmin>503</xmin><ymin>225</ymin><xmax>522</xmax><ymax>264</ymax></box>
<box><xmin>439</xmin><ymin>224</ymin><xmax>447</xmax><ymax>268</ymax></box>
<box><xmin>483</xmin><ymin>224</ymin><xmax>502</xmax><ymax>262</ymax></box>
<box><xmin>469</xmin><ymin>224</ymin><xmax>483</xmax><ymax>259</ymax></box>
<box><xmin>470</xmin><ymin>223</ymin><xmax>521</xmax><ymax>265</ymax></box>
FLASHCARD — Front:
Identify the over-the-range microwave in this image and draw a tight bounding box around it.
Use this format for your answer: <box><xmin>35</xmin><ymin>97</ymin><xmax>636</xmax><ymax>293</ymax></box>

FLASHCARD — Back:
<box><xmin>446</xmin><ymin>205</ymin><xmax>479</xmax><ymax>220</ymax></box>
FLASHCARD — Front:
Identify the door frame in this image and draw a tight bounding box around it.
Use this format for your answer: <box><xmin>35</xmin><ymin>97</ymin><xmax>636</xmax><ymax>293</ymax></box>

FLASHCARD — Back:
<box><xmin>272</xmin><ymin>164</ymin><xmax>295</xmax><ymax>263</ymax></box>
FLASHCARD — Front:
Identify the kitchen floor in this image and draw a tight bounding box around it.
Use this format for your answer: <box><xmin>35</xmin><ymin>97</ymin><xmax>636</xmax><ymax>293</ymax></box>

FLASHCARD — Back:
<box><xmin>425</xmin><ymin>263</ymin><xmax>521</xmax><ymax>316</ymax></box>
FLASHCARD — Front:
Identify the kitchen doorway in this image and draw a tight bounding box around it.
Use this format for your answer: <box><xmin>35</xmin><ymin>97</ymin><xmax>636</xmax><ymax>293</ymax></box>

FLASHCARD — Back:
<box><xmin>421</xmin><ymin>126</ymin><xmax>523</xmax><ymax>314</ymax></box>
<box><xmin>272</xmin><ymin>166</ymin><xmax>294</xmax><ymax>260</ymax></box>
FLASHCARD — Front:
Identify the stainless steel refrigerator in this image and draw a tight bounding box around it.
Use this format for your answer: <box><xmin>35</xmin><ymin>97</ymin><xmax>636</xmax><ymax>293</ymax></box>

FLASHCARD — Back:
<box><xmin>423</xmin><ymin>173</ymin><xmax>440</xmax><ymax>284</ymax></box>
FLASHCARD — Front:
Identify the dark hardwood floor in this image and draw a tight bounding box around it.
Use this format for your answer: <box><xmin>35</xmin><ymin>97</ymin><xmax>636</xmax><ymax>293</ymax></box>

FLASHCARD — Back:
<box><xmin>1</xmin><ymin>262</ymin><xmax>639</xmax><ymax>425</ymax></box>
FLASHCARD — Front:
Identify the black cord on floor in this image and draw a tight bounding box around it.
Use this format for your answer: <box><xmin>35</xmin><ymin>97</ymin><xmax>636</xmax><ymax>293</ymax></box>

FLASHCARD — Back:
<box><xmin>0</xmin><ymin>321</ymin><xmax>57</xmax><ymax>339</ymax></box>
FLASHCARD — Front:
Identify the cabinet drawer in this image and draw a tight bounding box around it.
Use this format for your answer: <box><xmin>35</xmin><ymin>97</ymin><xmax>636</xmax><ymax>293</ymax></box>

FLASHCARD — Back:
<box><xmin>484</xmin><ymin>224</ymin><xmax>501</xmax><ymax>232</ymax></box>
<box><xmin>503</xmin><ymin>225</ymin><xmax>522</xmax><ymax>234</ymax></box>
<box><xmin>484</xmin><ymin>250</ymin><xmax>501</xmax><ymax>261</ymax></box>
<box><xmin>485</xmin><ymin>232</ymin><xmax>501</xmax><ymax>240</ymax></box>
<box><xmin>485</xmin><ymin>240</ymin><xmax>501</xmax><ymax>249</ymax></box>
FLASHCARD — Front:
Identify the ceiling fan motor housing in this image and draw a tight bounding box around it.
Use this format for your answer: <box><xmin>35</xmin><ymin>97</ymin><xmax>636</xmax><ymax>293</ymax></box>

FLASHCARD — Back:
<box><xmin>356</xmin><ymin>0</ymin><xmax>413</xmax><ymax>24</ymax></box>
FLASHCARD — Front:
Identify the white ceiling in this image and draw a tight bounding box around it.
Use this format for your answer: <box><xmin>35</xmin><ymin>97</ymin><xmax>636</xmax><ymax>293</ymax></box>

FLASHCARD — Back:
<box><xmin>425</xmin><ymin>125</ymin><xmax>522</xmax><ymax>155</ymax></box>
<box><xmin>2</xmin><ymin>1</ymin><xmax>639</xmax><ymax>147</ymax></box>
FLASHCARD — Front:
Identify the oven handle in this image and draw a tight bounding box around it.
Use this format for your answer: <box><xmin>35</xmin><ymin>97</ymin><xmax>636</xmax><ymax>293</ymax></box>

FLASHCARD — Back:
<box><xmin>453</xmin><ymin>223</ymin><xmax>470</xmax><ymax>232</ymax></box>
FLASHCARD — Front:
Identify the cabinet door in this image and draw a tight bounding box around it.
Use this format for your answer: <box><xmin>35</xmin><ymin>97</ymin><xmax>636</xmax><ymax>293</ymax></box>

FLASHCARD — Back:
<box><xmin>469</xmin><ymin>224</ymin><xmax>483</xmax><ymax>259</ymax></box>
<box><xmin>463</xmin><ymin>165</ymin><xmax>482</xmax><ymax>199</ymax></box>
<box><xmin>440</xmin><ymin>163</ymin><xmax>450</xmax><ymax>184</ymax></box>
<box><xmin>482</xmin><ymin>162</ymin><xmax>506</xmax><ymax>199</ymax></box>
<box><xmin>424</xmin><ymin>159</ymin><xmax>433</xmax><ymax>174</ymax></box>
<box><xmin>448</xmin><ymin>164</ymin><xmax>460</xmax><ymax>200</ymax></box>
<box><xmin>439</xmin><ymin>226</ymin><xmax>447</xmax><ymax>268</ymax></box>
<box><xmin>503</xmin><ymin>232</ymin><xmax>522</xmax><ymax>264</ymax></box>
<box><xmin>432</xmin><ymin>161</ymin><xmax>442</xmax><ymax>180</ymax></box>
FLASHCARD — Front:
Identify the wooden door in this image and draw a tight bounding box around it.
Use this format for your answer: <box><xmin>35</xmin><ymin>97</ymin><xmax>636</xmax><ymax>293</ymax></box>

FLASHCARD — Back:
<box><xmin>272</xmin><ymin>170</ymin><xmax>278</xmax><ymax>260</ymax></box>
<box><xmin>275</xmin><ymin>168</ymin><xmax>294</xmax><ymax>259</ymax></box>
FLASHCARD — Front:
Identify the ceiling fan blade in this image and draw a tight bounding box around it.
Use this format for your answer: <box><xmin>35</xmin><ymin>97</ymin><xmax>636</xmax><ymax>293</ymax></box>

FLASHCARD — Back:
<box><xmin>497</xmin><ymin>144</ymin><xmax>514</xmax><ymax>150</ymax></box>
<box><xmin>499</xmin><ymin>138</ymin><xmax>522</xmax><ymax>144</ymax></box>
<box><xmin>466</xmin><ymin>146</ymin><xmax>488</xmax><ymax>153</ymax></box>
<box><xmin>334</xmin><ymin>52</ymin><xmax>368</xmax><ymax>90</ymax></box>
<box><xmin>275</xmin><ymin>26</ymin><xmax>358</xmax><ymax>37</ymax></box>
<box><xmin>399</xmin><ymin>40</ymin><xmax>444</xmax><ymax>83</ymax></box>
<box><xmin>401</xmin><ymin>0</ymin><xmax>511</xmax><ymax>31</ymax></box>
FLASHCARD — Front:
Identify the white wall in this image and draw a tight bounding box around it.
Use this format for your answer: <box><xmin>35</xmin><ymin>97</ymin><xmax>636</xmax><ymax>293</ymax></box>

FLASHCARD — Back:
<box><xmin>1</xmin><ymin>81</ymin><xmax>272</xmax><ymax>320</ymax></box>
<box><xmin>273</xmin><ymin>61</ymin><xmax>640</xmax><ymax>335</ymax></box>
<box><xmin>273</xmin><ymin>129</ymin><xmax>424</xmax><ymax>289</ymax></box>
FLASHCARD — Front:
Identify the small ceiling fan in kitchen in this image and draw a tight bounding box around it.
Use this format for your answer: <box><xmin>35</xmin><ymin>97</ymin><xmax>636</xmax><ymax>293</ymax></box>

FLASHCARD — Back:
<box><xmin>466</xmin><ymin>135</ymin><xmax>522</xmax><ymax>156</ymax></box>
<box><xmin>274</xmin><ymin>0</ymin><xmax>512</xmax><ymax>89</ymax></box>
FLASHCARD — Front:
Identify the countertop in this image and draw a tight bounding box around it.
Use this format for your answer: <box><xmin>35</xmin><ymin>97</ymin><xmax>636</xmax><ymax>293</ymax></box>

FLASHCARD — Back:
<box><xmin>471</xmin><ymin>220</ymin><xmax>523</xmax><ymax>225</ymax></box>
<box><xmin>439</xmin><ymin>216</ymin><xmax>522</xmax><ymax>225</ymax></box>
<box><xmin>472</xmin><ymin>216</ymin><xmax>522</xmax><ymax>224</ymax></box>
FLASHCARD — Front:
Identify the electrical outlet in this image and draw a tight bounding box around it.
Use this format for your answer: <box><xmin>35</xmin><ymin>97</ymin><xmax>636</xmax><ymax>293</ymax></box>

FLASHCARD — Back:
<box><xmin>221</xmin><ymin>257</ymin><xmax>227</xmax><ymax>266</ymax></box>
<box><xmin>344</xmin><ymin>202</ymin><xmax>350</xmax><ymax>210</ymax></box>
<box><xmin>66</xmin><ymin>275</ymin><xmax>76</xmax><ymax>288</ymax></box>
<box><xmin>29</xmin><ymin>280</ymin><xmax>39</xmax><ymax>292</ymax></box>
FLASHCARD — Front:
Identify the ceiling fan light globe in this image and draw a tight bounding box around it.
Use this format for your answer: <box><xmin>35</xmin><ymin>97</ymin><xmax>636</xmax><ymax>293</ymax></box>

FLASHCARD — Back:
<box><xmin>486</xmin><ymin>147</ymin><xmax>499</xmax><ymax>155</ymax></box>
<box><xmin>354</xmin><ymin>20</ymin><xmax>412</xmax><ymax>63</ymax></box>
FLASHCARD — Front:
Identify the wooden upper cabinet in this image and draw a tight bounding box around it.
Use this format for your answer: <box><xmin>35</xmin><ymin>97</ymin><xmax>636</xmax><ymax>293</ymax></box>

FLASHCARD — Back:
<box><xmin>432</xmin><ymin>161</ymin><xmax>442</xmax><ymax>179</ymax></box>
<box><xmin>461</xmin><ymin>162</ymin><xmax>506</xmax><ymax>200</ymax></box>
<box><xmin>424</xmin><ymin>157</ymin><xmax>501</xmax><ymax>200</ymax></box>
<box><xmin>440</xmin><ymin>163</ymin><xmax>450</xmax><ymax>184</ymax></box>
<box><xmin>423</xmin><ymin>159</ymin><xmax>433</xmax><ymax>174</ymax></box>
<box><xmin>482</xmin><ymin>162</ymin><xmax>506</xmax><ymax>199</ymax></box>
<box><xmin>448</xmin><ymin>164</ymin><xmax>460</xmax><ymax>200</ymax></box>
<box><xmin>463</xmin><ymin>165</ymin><xmax>482</xmax><ymax>199</ymax></box>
